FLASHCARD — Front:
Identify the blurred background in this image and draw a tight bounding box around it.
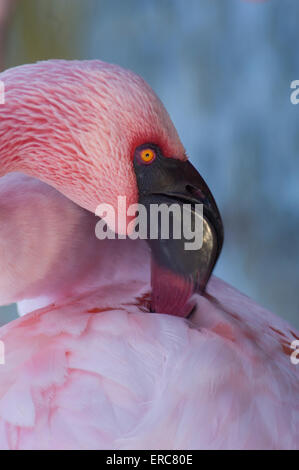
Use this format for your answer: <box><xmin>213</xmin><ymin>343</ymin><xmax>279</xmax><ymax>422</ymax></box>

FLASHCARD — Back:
<box><xmin>0</xmin><ymin>0</ymin><xmax>298</xmax><ymax>327</ymax></box>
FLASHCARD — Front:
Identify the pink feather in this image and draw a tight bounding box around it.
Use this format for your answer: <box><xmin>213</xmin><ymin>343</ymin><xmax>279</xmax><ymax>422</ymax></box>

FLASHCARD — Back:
<box><xmin>0</xmin><ymin>61</ymin><xmax>298</xmax><ymax>449</ymax></box>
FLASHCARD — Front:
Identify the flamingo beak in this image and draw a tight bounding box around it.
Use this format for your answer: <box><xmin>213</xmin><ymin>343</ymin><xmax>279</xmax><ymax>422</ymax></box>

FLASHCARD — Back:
<box><xmin>134</xmin><ymin>148</ymin><xmax>224</xmax><ymax>317</ymax></box>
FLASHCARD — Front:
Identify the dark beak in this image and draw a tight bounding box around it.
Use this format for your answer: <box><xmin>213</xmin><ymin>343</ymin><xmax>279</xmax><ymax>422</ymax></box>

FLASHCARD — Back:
<box><xmin>134</xmin><ymin>153</ymin><xmax>224</xmax><ymax>317</ymax></box>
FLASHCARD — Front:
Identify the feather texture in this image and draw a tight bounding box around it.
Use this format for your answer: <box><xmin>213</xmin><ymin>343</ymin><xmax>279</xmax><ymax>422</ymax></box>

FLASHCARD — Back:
<box><xmin>0</xmin><ymin>275</ymin><xmax>298</xmax><ymax>449</ymax></box>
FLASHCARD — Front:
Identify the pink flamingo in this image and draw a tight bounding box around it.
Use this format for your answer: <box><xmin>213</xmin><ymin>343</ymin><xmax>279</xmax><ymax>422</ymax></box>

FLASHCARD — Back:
<box><xmin>0</xmin><ymin>60</ymin><xmax>298</xmax><ymax>449</ymax></box>
<box><xmin>0</xmin><ymin>172</ymin><xmax>148</xmax><ymax>316</ymax></box>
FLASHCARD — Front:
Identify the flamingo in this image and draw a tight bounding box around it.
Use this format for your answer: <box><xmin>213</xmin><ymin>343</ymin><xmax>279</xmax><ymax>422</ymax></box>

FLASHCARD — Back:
<box><xmin>0</xmin><ymin>60</ymin><xmax>298</xmax><ymax>450</ymax></box>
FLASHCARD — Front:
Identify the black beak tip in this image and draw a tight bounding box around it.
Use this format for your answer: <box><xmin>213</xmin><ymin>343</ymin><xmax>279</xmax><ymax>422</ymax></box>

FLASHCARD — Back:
<box><xmin>133</xmin><ymin>145</ymin><xmax>223</xmax><ymax>317</ymax></box>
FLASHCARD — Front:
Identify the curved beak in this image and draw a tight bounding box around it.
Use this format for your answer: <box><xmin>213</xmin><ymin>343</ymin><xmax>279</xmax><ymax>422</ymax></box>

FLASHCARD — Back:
<box><xmin>137</xmin><ymin>158</ymin><xmax>224</xmax><ymax>317</ymax></box>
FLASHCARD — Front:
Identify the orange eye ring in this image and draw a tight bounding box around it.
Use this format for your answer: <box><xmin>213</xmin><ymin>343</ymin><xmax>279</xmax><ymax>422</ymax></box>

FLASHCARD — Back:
<box><xmin>140</xmin><ymin>148</ymin><xmax>156</xmax><ymax>164</ymax></box>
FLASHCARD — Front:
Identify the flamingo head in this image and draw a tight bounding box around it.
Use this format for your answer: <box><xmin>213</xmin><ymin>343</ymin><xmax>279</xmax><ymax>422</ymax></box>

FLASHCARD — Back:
<box><xmin>0</xmin><ymin>59</ymin><xmax>223</xmax><ymax>317</ymax></box>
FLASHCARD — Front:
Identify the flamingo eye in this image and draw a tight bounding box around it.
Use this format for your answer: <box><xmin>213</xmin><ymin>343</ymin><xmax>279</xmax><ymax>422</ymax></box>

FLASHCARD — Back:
<box><xmin>139</xmin><ymin>148</ymin><xmax>156</xmax><ymax>165</ymax></box>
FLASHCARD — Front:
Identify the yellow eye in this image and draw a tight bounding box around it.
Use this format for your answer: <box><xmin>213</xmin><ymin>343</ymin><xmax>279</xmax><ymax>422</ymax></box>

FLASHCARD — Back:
<box><xmin>140</xmin><ymin>148</ymin><xmax>156</xmax><ymax>164</ymax></box>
